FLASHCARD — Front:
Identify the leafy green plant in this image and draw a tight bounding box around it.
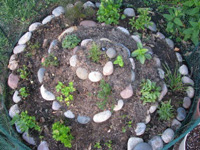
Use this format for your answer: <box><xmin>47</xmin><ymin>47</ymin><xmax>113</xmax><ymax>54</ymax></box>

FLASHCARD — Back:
<box><xmin>42</xmin><ymin>54</ymin><xmax>59</xmax><ymax>67</ymax></box>
<box><xmin>88</xmin><ymin>42</ymin><xmax>101</xmax><ymax>63</ymax></box>
<box><xmin>113</xmin><ymin>55</ymin><xmax>124</xmax><ymax>67</ymax></box>
<box><xmin>62</xmin><ymin>34</ymin><xmax>80</xmax><ymax>49</ymax></box>
<box><xmin>127</xmin><ymin>120</ymin><xmax>132</xmax><ymax>128</ymax></box>
<box><xmin>52</xmin><ymin>121</ymin><xmax>74</xmax><ymax>148</ymax></box>
<box><xmin>19</xmin><ymin>87</ymin><xmax>29</xmax><ymax>99</ymax></box>
<box><xmin>140</xmin><ymin>79</ymin><xmax>161</xmax><ymax>104</ymax></box>
<box><xmin>10</xmin><ymin>111</ymin><xmax>40</xmax><ymax>133</ymax></box>
<box><xmin>131</xmin><ymin>43</ymin><xmax>152</xmax><ymax>64</ymax></box>
<box><xmin>122</xmin><ymin>126</ymin><xmax>126</xmax><ymax>133</ymax></box>
<box><xmin>97</xmin><ymin>0</ymin><xmax>122</xmax><ymax>24</ymax></box>
<box><xmin>158</xmin><ymin>100</ymin><xmax>174</xmax><ymax>120</ymax></box>
<box><xmin>17</xmin><ymin>65</ymin><xmax>29</xmax><ymax>80</ymax></box>
<box><xmin>94</xmin><ymin>142</ymin><xmax>102</xmax><ymax>149</ymax></box>
<box><xmin>105</xmin><ymin>140</ymin><xmax>112</xmax><ymax>150</ymax></box>
<box><xmin>56</xmin><ymin>81</ymin><xmax>76</xmax><ymax>106</ymax></box>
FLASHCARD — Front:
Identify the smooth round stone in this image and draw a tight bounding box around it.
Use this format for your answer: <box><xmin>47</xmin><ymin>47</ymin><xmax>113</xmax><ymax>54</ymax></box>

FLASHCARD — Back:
<box><xmin>145</xmin><ymin>114</ymin><xmax>151</xmax><ymax>124</ymax></box>
<box><xmin>157</xmin><ymin>68</ymin><xmax>165</xmax><ymax>79</ymax></box>
<box><xmin>129</xmin><ymin>58</ymin><xmax>135</xmax><ymax>70</ymax></box>
<box><xmin>52</xmin><ymin>101</ymin><xmax>61</xmax><ymax>110</ymax></box>
<box><xmin>42</xmin><ymin>15</ymin><xmax>55</xmax><ymax>25</ymax></box>
<box><xmin>95</xmin><ymin>2</ymin><xmax>101</xmax><ymax>8</ymax></box>
<box><xmin>113</xmin><ymin>100</ymin><xmax>124</xmax><ymax>111</ymax></box>
<box><xmin>146</xmin><ymin>21</ymin><xmax>157</xmax><ymax>32</ymax></box>
<box><xmin>148</xmin><ymin>136</ymin><xmax>163</xmax><ymax>150</ymax></box>
<box><xmin>153</xmin><ymin>57</ymin><xmax>161</xmax><ymax>67</ymax></box>
<box><xmin>13</xmin><ymin>91</ymin><xmax>21</xmax><ymax>103</ymax></box>
<box><xmin>80</xmin><ymin>20</ymin><xmax>97</xmax><ymax>27</ymax></box>
<box><xmin>135</xmin><ymin>123</ymin><xmax>146</xmax><ymax>136</ymax></box>
<box><xmin>38</xmin><ymin>141</ymin><xmax>49</xmax><ymax>150</ymax></box>
<box><xmin>127</xmin><ymin>137</ymin><xmax>143</xmax><ymax>150</ymax></box>
<box><xmin>103</xmin><ymin>61</ymin><xmax>114</xmax><ymax>76</ymax></box>
<box><xmin>117</xmin><ymin>43</ymin><xmax>131</xmax><ymax>57</ymax></box>
<box><xmin>8</xmin><ymin>73</ymin><xmax>19</xmax><ymax>89</ymax></box>
<box><xmin>29</xmin><ymin>22</ymin><xmax>42</xmax><ymax>32</ymax></box>
<box><xmin>176</xmin><ymin>107</ymin><xmax>186</xmax><ymax>121</ymax></box>
<box><xmin>18</xmin><ymin>32</ymin><xmax>32</xmax><ymax>45</ymax></box>
<box><xmin>58</xmin><ymin>26</ymin><xmax>78</xmax><ymax>41</ymax></box>
<box><xmin>88</xmin><ymin>72</ymin><xmax>102</xmax><ymax>82</ymax></box>
<box><xmin>149</xmin><ymin>103</ymin><xmax>158</xmax><ymax>114</ymax></box>
<box><xmin>117</xmin><ymin>26</ymin><xmax>130</xmax><ymax>35</ymax></box>
<box><xmin>77</xmin><ymin>115</ymin><xmax>91</xmax><ymax>124</ymax></box>
<box><xmin>9</xmin><ymin>104</ymin><xmax>20</xmax><ymax>118</ymax></box>
<box><xmin>171</xmin><ymin>119</ymin><xmax>181</xmax><ymax>130</ymax></box>
<box><xmin>76</xmin><ymin>67</ymin><xmax>88</xmax><ymax>80</ymax></box>
<box><xmin>183</xmin><ymin>97</ymin><xmax>191</xmax><ymax>109</ymax></box>
<box><xmin>161</xmin><ymin>128</ymin><xmax>174</xmax><ymax>143</ymax></box>
<box><xmin>40</xmin><ymin>85</ymin><xmax>55</xmax><ymax>101</ymax></box>
<box><xmin>13</xmin><ymin>44</ymin><xmax>26</xmax><ymax>54</ymax></box>
<box><xmin>106</xmin><ymin>48</ymin><xmax>117</xmax><ymax>59</ymax></box>
<box><xmin>158</xmin><ymin>83</ymin><xmax>168</xmax><ymax>101</ymax></box>
<box><xmin>175</xmin><ymin>52</ymin><xmax>183</xmax><ymax>62</ymax></box>
<box><xmin>182</xmin><ymin>76</ymin><xmax>194</xmax><ymax>86</ymax></box>
<box><xmin>83</xmin><ymin>1</ymin><xmax>95</xmax><ymax>9</ymax></box>
<box><xmin>165</xmin><ymin>38</ymin><xmax>174</xmax><ymax>49</ymax></box>
<box><xmin>186</xmin><ymin>86</ymin><xmax>194</xmax><ymax>98</ymax></box>
<box><xmin>48</xmin><ymin>40</ymin><xmax>58</xmax><ymax>53</ymax></box>
<box><xmin>52</xmin><ymin>6</ymin><xmax>65</xmax><ymax>17</ymax></box>
<box><xmin>70</xmin><ymin>55</ymin><xmax>77</xmax><ymax>67</ymax></box>
<box><xmin>131</xmin><ymin>35</ymin><xmax>141</xmax><ymax>44</ymax></box>
<box><xmin>8</xmin><ymin>60</ymin><xmax>18</xmax><ymax>71</ymax></box>
<box><xmin>179</xmin><ymin>65</ymin><xmax>189</xmax><ymax>75</ymax></box>
<box><xmin>156</xmin><ymin>32</ymin><xmax>165</xmax><ymax>39</ymax></box>
<box><xmin>38</xmin><ymin>68</ymin><xmax>46</xmax><ymax>83</ymax></box>
<box><xmin>15</xmin><ymin>123</ymin><xmax>23</xmax><ymax>134</ymax></box>
<box><xmin>64</xmin><ymin>110</ymin><xmax>75</xmax><ymax>119</ymax></box>
<box><xmin>131</xmin><ymin>71</ymin><xmax>136</xmax><ymax>82</ymax></box>
<box><xmin>22</xmin><ymin>132</ymin><xmax>36</xmax><ymax>145</ymax></box>
<box><xmin>134</xmin><ymin>142</ymin><xmax>152</xmax><ymax>150</ymax></box>
<box><xmin>120</xmin><ymin>84</ymin><xmax>133</xmax><ymax>99</ymax></box>
<box><xmin>81</xmin><ymin>39</ymin><xmax>93</xmax><ymax>47</ymax></box>
<box><xmin>124</xmin><ymin>8</ymin><xmax>135</xmax><ymax>17</ymax></box>
<box><xmin>93</xmin><ymin>110</ymin><xmax>112</xmax><ymax>123</ymax></box>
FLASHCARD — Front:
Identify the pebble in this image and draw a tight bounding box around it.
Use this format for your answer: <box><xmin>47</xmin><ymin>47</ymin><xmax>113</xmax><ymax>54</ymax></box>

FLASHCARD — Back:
<box><xmin>134</xmin><ymin>142</ymin><xmax>153</xmax><ymax>150</ymax></box>
<box><xmin>15</xmin><ymin>123</ymin><xmax>23</xmax><ymax>134</ymax></box>
<box><xmin>113</xmin><ymin>99</ymin><xmax>124</xmax><ymax>111</ymax></box>
<box><xmin>186</xmin><ymin>86</ymin><xmax>194</xmax><ymax>98</ymax></box>
<box><xmin>131</xmin><ymin>71</ymin><xmax>136</xmax><ymax>82</ymax></box>
<box><xmin>76</xmin><ymin>67</ymin><xmax>88</xmax><ymax>80</ymax></box>
<box><xmin>95</xmin><ymin>2</ymin><xmax>101</xmax><ymax>8</ymax></box>
<box><xmin>149</xmin><ymin>103</ymin><xmax>158</xmax><ymax>113</ymax></box>
<box><xmin>29</xmin><ymin>22</ymin><xmax>42</xmax><ymax>32</ymax></box>
<box><xmin>80</xmin><ymin>20</ymin><xmax>97</xmax><ymax>27</ymax></box>
<box><xmin>42</xmin><ymin>15</ymin><xmax>55</xmax><ymax>24</ymax></box>
<box><xmin>153</xmin><ymin>57</ymin><xmax>161</xmax><ymax>67</ymax></box>
<box><xmin>8</xmin><ymin>59</ymin><xmax>18</xmax><ymax>71</ymax></box>
<box><xmin>9</xmin><ymin>104</ymin><xmax>20</xmax><ymax>118</ymax></box>
<box><xmin>175</xmin><ymin>52</ymin><xmax>183</xmax><ymax>62</ymax></box>
<box><xmin>158</xmin><ymin>83</ymin><xmax>168</xmax><ymax>101</ymax></box>
<box><xmin>171</xmin><ymin>119</ymin><xmax>181</xmax><ymax>130</ymax></box>
<box><xmin>37</xmin><ymin>141</ymin><xmax>49</xmax><ymax>150</ymax></box>
<box><xmin>129</xmin><ymin>58</ymin><xmax>135</xmax><ymax>70</ymax></box>
<box><xmin>135</xmin><ymin>123</ymin><xmax>146</xmax><ymax>136</ymax></box>
<box><xmin>43</xmin><ymin>39</ymin><xmax>49</xmax><ymax>48</ymax></box>
<box><xmin>179</xmin><ymin>65</ymin><xmax>189</xmax><ymax>75</ymax></box>
<box><xmin>13</xmin><ymin>44</ymin><xmax>26</xmax><ymax>54</ymax></box>
<box><xmin>70</xmin><ymin>55</ymin><xmax>78</xmax><ymax>67</ymax></box>
<box><xmin>165</xmin><ymin>38</ymin><xmax>174</xmax><ymax>49</ymax></box>
<box><xmin>117</xmin><ymin>43</ymin><xmax>131</xmax><ymax>57</ymax></box>
<box><xmin>103</xmin><ymin>61</ymin><xmax>114</xmax><ymax>76</ymax></box>
<box><xmin>156</xmin><ymin>32</ymin><xmax>165</xmax><ymax>39</ymax></box>
<box><xmin>40</xmin><ymin>85</ymin><xmax>55</xmax><ymax>101</ymax></box>
<box><xmin>161</xmin><ymin>128</ymin><xmax>174</xmax><ymax>143</ymax></box>
<box><xmin>52</xmin><ymin>101</ymin><xmax>61</xmax><ymax>110</ymax></box>
<box><xmin>8</xmin><ymin>73</ymin><xmax>19</xmax><ymax>89</ymax></box>
<box><xmin>64</xmin><ymin>110</ymin><xmax>75</xmax><ymax>119</ymax></box>
<box><xmin>176</xmin><ymin>107</ymin><xmax>186</xmax><ymax>121</ymax></box>
<box><xmin>93</xmin><ymin>110</ymin><xmax>112</xmax><ymax>123</ymax></box>
<box><xmin>18</xmin><ymin>32</ymin><xmax>32</xmax><ymax>45</ymax></box>
<box><xmin>22</xmin><ymin>132</ymin><xmax>36</xmax><ymax>145</ymax></box>
<box><xmin>52</xmin><ymin>6</ymin><xmax>65</xmax><ymax>17</ymax></box>
<box><xmin>106</xmin><ymin>48</ymin><xmax>117</xmax><ymax>59</ymax></box>
<box><xmin>148</xmin><ymin>136</ymin><xmax>163</xmax><ymax>150</ymax></box>
<box><xmin>48</xmin><ymin>40</ymin><xmax>58</xmax><ymax>53</ymax></box>
<box><xmin>183</xmin><ymin>97</ymin><xmax>191</xmax><ymax>109</ymax></box>
<box><xmin>58</xmin><ymin>26</ymin><xmax>78</xmax><ymax>41</ymax></box>
<box><xmin>124</xmin><ymin>8</ymin><xmax>135</xmax><ymax>17</ymax></box>
<box><xmin>77</xmin><ymin>115</ymin><xmax>91</xmax><ymax>124</ymax></box>
<box><xmin>88</xmin><ymin>71</ymin><xmax>102</xmax><ymax>82</ymax></box>
<box><xmin>13</xmin><ymin>91</ymin><xmax>21</xmax><ymax>103</ymax></box>
<box><xmin>182</xmin><ymin>76</ymin><xmax>194</xmax><ymax>86</ymax></box>
<box><xmin>117</xmin><ymin>26</ymin><xmax>130</xmax><ymax>35</ymax></box>
<box><xmin>120</xmin><ymin>84</ymin><xmax>133</xmax><ymax>99</ymax></box>
<box><xmin>83</xmin><ymin>1</ymin><xmax>95</xmax><ymax>9</ymax></box>
<box><xmin>146</xmin><ymin>21</ymin><xmax>157</xmax><ymax>32</ymax></box>
<box><xmin>81</xmin><ymin>39</ymin><xmax>93</xmax><ymax>47</ymax></box>
<box><xmin>127</xmin><ymin>137</ymin><xmax>143</xmax><ymax>150</ymax></box>
<box><xmin>145</xmin><ymin>114</ymin><xmax>151</xmax><ymax>124</ymax></box>
<box><xmin>157</xmin><ymin>68</ymin><xmax>165</xmax><ymax>79</ymax></box>
<box><xmin>131</xmin><ymin>35</ymin><xmax>142</xmax><ymax>44</ymax></box>
<box><xmin>37</xmin><ymin>68</ymin><xmax>46</xmax><ymax>83</ymax></box>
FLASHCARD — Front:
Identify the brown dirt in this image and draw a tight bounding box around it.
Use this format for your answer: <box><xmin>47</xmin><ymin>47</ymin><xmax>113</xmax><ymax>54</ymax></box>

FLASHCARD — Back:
<box><xmin>186</xmin><ymin>124</ymin><xmax>200</xmax><ymax>150</ymax></box>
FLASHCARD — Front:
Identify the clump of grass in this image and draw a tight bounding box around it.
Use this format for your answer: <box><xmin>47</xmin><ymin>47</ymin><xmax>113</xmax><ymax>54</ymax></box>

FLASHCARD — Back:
<box><xmin>88</xmin><ymin>42</ymin><xmax>101</xmax><ymax>63</ymax></box>
<box><xmin>62</xmin><ymin>34</ymin><xmax>80</xmax><ymax>49</ymax></box>
<box><xmin>42</xmin><ymin>54</ymin><xmax>59</xmax><ymax>67</ymax></box>
<box><xmin>158</xmin><ymin>100</ymin><xmax>174</xmax><ymax>120</ymax></box>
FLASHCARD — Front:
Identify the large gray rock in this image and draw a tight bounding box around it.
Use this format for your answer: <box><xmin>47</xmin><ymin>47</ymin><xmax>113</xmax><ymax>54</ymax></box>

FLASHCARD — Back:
<box><xmin>146</xmin><ymin>21</ymin><xmax>157</xmax><ymax>32</ymax></box>
<box><xmin>88</xmin><ymin>71</ymin><xmax>102</xmax><ymax>82</ymax></box>
<box><xmin>175</xmin><ymin>52</ymin><xmax>183</xmax><ymax>62</ymax></box>
<box><xmin>106</xmin><ymin>48</ymin><xmax>117</xmax><ymax>59</ymax></box>
<box><xmin>182</xmin><ymin>76</ymin><xmax>194</xmax><ymax>86</ymax></box>
<box><xmin>135</xmin><ymin>123</ymin><xmax>146</xmax><ymax>136</ymax></box>
<box><xmin>76</xmin><ymin>67</ymin><xmax>88</xmax><ymax>80</ymax></box>
<box><xmin>157</xmin><ymin>68</ymin><xmax>165</xmax><ymax>79</ymax></box>
<box><xmin>13</xmin><ymin>91</ymin><xmax>21</xmax><ymax>103</ymax></box>
<box><xmin>93</xmin><ymin>110</ymin><xmax>112</xmax><ymax>123</ymax></box>
<box><xmin>83</xmin><ymin>1</ymin><xmax>95</xmax><ymax>9</ymax></box>
<box><xmin>161</xmin><ymin>128</ymin><xmax>174</xmax><ymax>143</ymax></box>
<box><xmin>120</xmin><ymin>84</ymin><xmax>133</xmax><ymax>99</ymax></box>
<box><xmin>70</xmin><ymin>55</ymin><xmax>78</xmax><ymax>67</ymax></box>
<box><xmin>171</xmin><ymin>119</ymin><xmax>181</xmax><ymax>130</ymax></box>
<box><xmin>77</xmin><ymin>115</ymin><xmax>91</xmax><ymax>124</ymax></box>
<box><xmin>131</xmin><ymin>35</ymin><xmax>141</xmax><ymax>44</ymax></box>
<box><xmin>37</xmin><ymin>141</ymin><xmax>49</xmax><ymax>150</ymax></box>
<box><xmin>179</xmin><ymin>65</ymin><xmax>189</xmax><ymax>75</ymax></box>
<box><xmin>81</xmin><ymin>39</ymin><xmax>93</xmax><ymax>47</ymax></box>
<box><xmin>103</xmin><ymin>61</ymin><xmax>114</xmax><ymax>76</ymax></box>
<box><xmin>52</xmin><ymin>6</ymin><xmax>65</xmax><ymax>17</ymax></box>
<box><xmin>131</xmin><ymin>71</ymin><xmax>136</xmax><ymax>82</ymax></box>
<box><xmin>117</xmin><ymin>26</ymin><xmax>130</xmax><ymax>35</ymax></box>
<box><xmin>18</xmin><ymin>32</ymin><xmax>32</xmax><ymax>45</ymax></box>
<box><xmin>48</xmin><ymin>40</ymin><xmax>58</xmax><ymax>53</ymax></box>
<box><xmin>149</xmin><ymin>103</ymin><xmax>158</xmax><ymax>114</ymax></box>
<box><xmin>148</xmin><ymin>136</ymin><xmax>163</xmax><ymax>150</ymax></box>
<box><xmin>40</xmin><ymin>85</ymin><xmax>55</xmax><ymax>101</ymax></box>
<box><xmin>165</xmin><ymin>38</ymin><xmax>174</xmax><ymax>49</ymax></box>
<box><xmin>127</xmin><ymin>137</ymin><xmax>143</xmax><ymax>150</ymax></box>
<box><xmin>37</xmin><ymin>68</ymin><xmax>46</xmax><ymax>83</ymax></box>
<box><xmin>186</xmin><ymin>86</ymin><xmax>194</xmax><ymax>98</ymax></box>
<box><xmin>9</xmin><ymin>104</ymin><xmax>20</xmax><ymax>118</ymax></box>
<box><xmin>124</xmin><ymin>8</ymin><xmax>135</xmax><ymax>17</ymax></box>
<box><xmin>22</xmin><ymin>132</ymin><xmax>36</xmax><ymax>145</ymax></box>
<box><xmin>156</xmin><ymin>32</ymin><xmax>165</xmax><ymax>39</ymax></box>
<box><xmin>52</xmin><ymin>101</ymin><xmax>61</xmax><ymax>110</ymax></box>
<box><xmin>134</xmin><ymin>142</ymin><xmax>152</xmax><ymax>150</ymax></box>
<box><xmin>42</xmin><ymin>15</ymin><xmax>55</xmax><ymax>24</ymax></box>
<box><xmin>64</xmin><ymin>110</ymin><xmax>75</xmax><ymax>119</ymax></box>
<box><xmin>80</xmin><ymin>20</ymin><xmax>97</xmax><ymax>27</ymax></box>
<box><xmin>183</xmin><ymin>97</ymin><xmax>191</xmax><ymax>109</ymax></box>
<box><xmin>29</xmin><ymin>22</ymin><xmax>42</xmax><ymax>32</ymax></box>
<box><xmin>129</xmin><ymin>58</ymin><xmax>135</xmax><ymax>70</ymax></box>
<box><xmin>58</xmin><ymin>26</ymin><xmax>78</xmax><ymax>41</ymax></box>
<box><xmin>13</xmin><ymin>44</ymin><xmax>26</xmax><ymax>54</ymax></box>
<box><xmin>176</xmin><ymin>107</ymin><xmax>186</xmax><ymax>121</ymax></box>
<box><xmin>158</xmin><ymin>83</ymin><xmax>168</xmax><ymax>101</ymax></box>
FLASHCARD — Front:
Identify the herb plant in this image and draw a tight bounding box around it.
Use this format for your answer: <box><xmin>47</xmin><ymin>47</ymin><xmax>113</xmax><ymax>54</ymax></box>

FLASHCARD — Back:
<box><xmin>113</xmin><ymin>55</ymin><xmax>124</xmax><ymax>67</ymax></box>
<box><xmin>17</xmin><ymin>65</ymin><xmax>29</xmax><ymax>80</ymax></box>
<box><xmin>105</xmin><ymin>140</ymin><xmax>112</xmax><ymax>150</ymax></box>
<box><xmin>62</xmin><ymin>34</ymin><xmax>80</xmax><ymax>49</ymax></box>
<box><xmin>88</xmin><ymin>42</ymin><xmax>101</xmax><ymax>63</ymax></box>
<box><xmin>19</xmin><ymin>87</ymin><xmax>29</xmax><ymax>99</ymax></box>
<box><xmin>42</xmin><ymin>54</ymin><xmax>59</xmax><ymax>67</ymax></box>
<box><xmin>94</xmin><ymin>142</ymin><xmax>102</xmax><ymax>149</ymax></box>
<box><xmin>158</xmin><ymin>100</ymin><xmax>174</xmax><ymax>120</ymax></box>
<box><xmin>52</xmin><ymin>121</ymin><xmax>74</xmax><ymax>148</ymax></box>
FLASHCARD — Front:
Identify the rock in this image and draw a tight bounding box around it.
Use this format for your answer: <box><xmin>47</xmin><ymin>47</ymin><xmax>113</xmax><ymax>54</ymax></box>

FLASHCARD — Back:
<box><xmin>29</xmin><ymin>22</ymin><xmax>42</xmax><ymax>32</ymax></box>
<box><xmin>8</xmin><ymin>74</ymin><xmax>19</xmax><ymax>89</ymax></box>
<box><xmin>52</xmin><ymin>6</ymin><xmax>65</xmax><ymax>17</ymax></box>
<box><xmin>66</xmin><ymin>4</ymin><xmax>74</xmax><ymax>9</ymax></box>
<box><xmin>186</xmin><ymin>86</ymin><xmax>194</xmax><ymax>98</ymax></box>
<box><xmin>88</xmin><ymin>71</ymin><xmax>102</xmax><ymax>82</ymax></box>
<box><xmin>103</xmin><ymin>61</ymin><xmax>114</xmax><ymax>76</ymax></box>
<box><xmin>157</xmin><ymin>68</ymin><xmax>165</xmax><ymax>79</ymax></box>
<box><xmin>64</xmin><ymin>110</ymin><xmax>75</xmax><ymax>119</ymax></box>
<box><xmin>113</xmin><ymin>99</ymin><xmax>124</xmax><ymax>111</ymax></box>
<box><xmin>22</xmin><ymin>132</ymin><xmax>36</xmax><ymax>145</ymax></box>
<box><xmin>81</xmin><ymin>39</ymin><xmax>93</xmax><ymax>47</ymax></box>
<box><xmin>73</xmin><ymin>46</ymin><xmax>81</xmax><ymax>54</ymax></box>
<box><xmin>127</xmin><ymin>137</ymin><xmax>143</xmax><ymax>150</ymax></box>
<box><xmin>165</xmin><ymin>38</ymin><xmax>174</xmax><ymax>49</ymax></box>
<box><xmin>18</xmin><ymin>32</ymin><xmax>32</xmax><ymax>45</ymax></box>
<box><xmin>158</xmin><ymin>83</ymin><xmax>168</xmax><ymax>101</ymax></box>
<box><xmin>42</xmin><ymin>15</ymin><xmax>55</xmax><ymax>24</ymax></box>
<box><xmin>117</xmin><ymin>26</ymin><xmax>130</xmax><ymax>35</ymax></box>
<box><xmin>52</xmin><ymin>101</ymin><xmax>61</xmax><ymax>110</ymax></box>
<box><xmin>9</xmin><ymin>54</ymin><xmax>17</xmax><ymax>62</ymax></box>
<box><xmin>176</xmin><ymin>107</ymin><xmax>186</xmax><ymax>121</ymax></box>
<box><xmin>58</xmin><ymin>26</ymin><xmax>78</xmax><ymax>41</ymax></box>
<box><xmin>40</xmin><ymin>85</ymin><xmax>55</xmax><ymax>101</ymax></box>
<box><xmin>95</xmin><ymin>2</ymin><xmax>101</xmax><ymax>8</ymax></box>
<box><xmin>9</xmin><ymin>104</ymin><xmax>20</xmax><ymax>118</ymax></box>
<box><xmin>100</xmin><ymin>38</ymin><xmax>112</xmax><ymax>43</ymax></box>
<box><xmin>171</xmin><ymin>119</ymin><xmax>181</xmax><ymax>130</ymax></box>
<box><xmin>175</xmin><ymin>52</ymin><xmax>183</xmax><ymax>62</ymax></box>
<box><xmin>131</xmin><ymin>35</ymin><xmax>142</xmax><ymax>44</ymax></box>
<box><xmin>106</xmin><ymin>48</ymin><xmax>117</xmax><ymax>59</ymax></box>
<box><xmin>179</xmin><ymin>65</ymin><xmax>189</xmax><ymax>75</ymax></box>
<box><xmin>153</xmin><ymin>57</ymin><xmax>161</xmax><ymax>67</ymax></box>
<box><xmin>93</xmin><ymin>110</ymin><xmax>112</xmax><ymax>123</ymax></box>
<box><xmin>145</xmin><ymin>114</ymin><xmax>151</xmax><ymax>124</ymax></box>
<box><xmin>13</xmin><ymin>44</ymin><xmax>26</xmax><ymax>54</ymax></box>
<box><xmin>48</xmin><ymin>40</ymin><xmax>58</xmax><ymax>53</ymax></box>
<box><xmin>77</xmin><ymin>115</ymin><xmax>91</xmax><ymax>124</ymax></box>
<box><xmin>120</xmin><ymin>84</ymin><xmax>133</xmax><ymax>99</ymax></box>
<box><xmin>83</xmin><ymin>1</ymin><xmax>95</xmax><ymax>9</ymax></box>
<box><xmin>13</xmin><ymin>91</ymin><xmax>21</xmax><ymax>103</ymax></box>
<box><xmin>129</xmin><ymin>58</ymin><xmax>135</xmax><ymax>70</ymax></box>
<box><xmin>8</xmin><ymin>59</ymin><xmax>18</xmax><ymax>71</ymax></box>
<box><xmin>42</xmin><ymin>39</ymin><xmax>49</xmax><ymax>48</ymax></box>
<box><xmin>76</xmin><ymin>67</ymin><xmax>88</xmax><ymax>80</ymax></box>
<box><xmin>134</xmin><ymin>142</ymin><xmax>153</xmax><ymax>150</ymax></box>
<box><xmin>156</xmin><ymin>32</ymin><xmax>165</xmax><ymax>39</ymax></box>
<box><xmin>117</xmin><ymin>43</ymin><xmax>131</xmax><ymax>57</ymax></box>
<box><xmin>146</xmin><ymin>21</ymin><xmax>157</xmax><ymax>32</ymax></box>
<box><xmin>149</xmin><ymin>103</ymin><xmax>158</xmax><ymax>114</ymax></box>
<box><xmin>131</xmin><ymin>71</ymin><xmax>136</xmax><ymax>82</ymax></box>
<box><xmin>80</xmin><ymin>20</ymin><xmax>97</xmax><ymax>27</ymax></box>
<box><xmin>38</xmin><ymin>68</ymin><xmax>46</xmax><ymax>83</ymax></box>
<box><xmin>15</xmin><ymin>123</ymin><xmax>23</xmax><ymax>134</ymax></box>
<box><xmin>124</xmin><ymin>8</ymin><xmax>135</xmax><ymax>17</ymax></box>
<box><xmin>135</xmin><ymin>123</ymin><xmax>146</xmax><ymax>136</ymax></box>
<box><xmin>38</xmin><ymin>141</ymin><xmax>49</xmax><ymax>150</ymax></box>
<box><xmin>70</xmin><ymin>55</ymin><xmax>77</xmax><ymax>67</ymax></box>
<box><xmin>183</xmin><ymin>97</ymin><xmax>191</xmax><ymax>109</ymax></box>
<box><xmin>182</xmin><ymin>76</ymin><xmax>194</xmax><ymax>86</ymax></box>
<box><xmin>148</xmin><ymin>136</ymin><xmax>163</xmax><ymax>150</ymax></box>
<box><xmin>161</xmin><ymin>128</ymin><xmax>174</xmax><ymax>143</ymax></box>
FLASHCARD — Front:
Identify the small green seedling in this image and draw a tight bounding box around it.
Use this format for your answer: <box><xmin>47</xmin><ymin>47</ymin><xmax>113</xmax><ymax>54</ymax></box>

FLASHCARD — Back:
<box><xmin>19</xmin><ymin>87</ymin><xmax>29</xmax><ymax>99</ymax></box>
<box><xmin>105</xmin><ymin>140</ymin><xmax>112</xmax><ymax>150</ymax></box>
<box><xmin>62</xmin><ymin>34</ymin><xmax>80</xmax><ymax>49</ymax></box>
<box><xmin>88</xmin><ymin>42</ymin><xmax>101</xmax><ymax>63</ymax></box>
<box><xmin>42</xmin><ymin>54</ymin><xmax>59</xmax><ymax>67</ymax></box>
<box><xmin>158</xmin><ymin>100</ymin><xmax>174</xmax><ymax>120</ymax></box>
<box><xmin>113</xmin><ymin>55</ymin><xmax>124</xmax><ymax>67</ymax></box>
<box><xmin>122</xmin><ymin>126</ymin><xmax>126</xmax><ymax>133</ymax></box>
<box><xmin>127</xmin><ymin>120</ymin><xmax>133</xmax><ymax>128</ymax></box>
<box><xmin>17</xmin><ymin>65</ymin><xmax>29</xmax><ymax>80</ymax></box>
<box><xmin>94</xmin><ymin>142</ymin><xmax>102</xmax><ymax>149</ymax></box>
